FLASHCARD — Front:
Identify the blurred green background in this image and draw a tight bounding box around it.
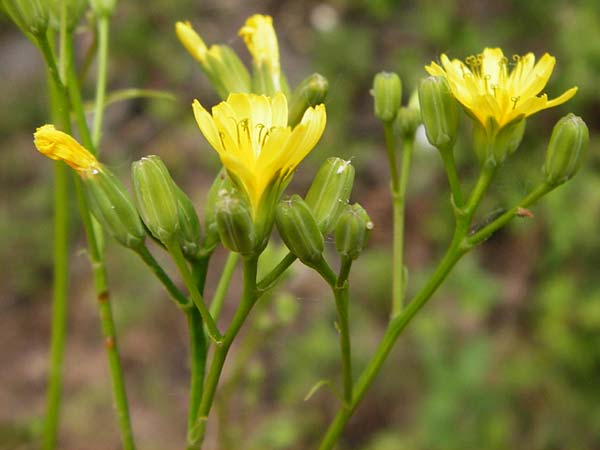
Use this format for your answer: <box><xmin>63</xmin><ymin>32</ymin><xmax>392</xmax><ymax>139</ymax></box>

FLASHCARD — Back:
<box><xmin>1</xmin><ymin>0</ymin><xmax>600</xmax><ymax>449</ymax></box>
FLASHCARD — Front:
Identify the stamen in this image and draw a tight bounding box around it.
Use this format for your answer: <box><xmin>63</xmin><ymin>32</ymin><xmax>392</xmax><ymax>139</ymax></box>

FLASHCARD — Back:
<box><xmin>511</xmin><ymin>96</ymin><xmax>520</xmax><ymax>109</ymax></box>
<box><xmin>218</xmin><ymin>131</ymin><xmax>227</xmax><ymax>149</ymax></box>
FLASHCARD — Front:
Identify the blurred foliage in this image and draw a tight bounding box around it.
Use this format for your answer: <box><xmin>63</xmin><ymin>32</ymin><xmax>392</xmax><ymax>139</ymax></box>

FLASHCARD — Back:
<box><xmin>1</xmin><ymin>0</ymin><xmax>599</xmax><ymax>449</ymax></box>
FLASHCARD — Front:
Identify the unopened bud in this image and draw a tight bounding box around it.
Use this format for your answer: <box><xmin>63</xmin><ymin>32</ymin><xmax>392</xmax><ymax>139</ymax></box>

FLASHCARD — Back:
<box><xmin>418</xmin><ymin>76</ymin><xmax>458</xmax><ymax>149</ymax></box>
<box><xmin>335</xmin><ymin>203</ymin><xmax>373</xmax><ymax>260</ymax></box>
<box><xmin>305</xmin><ymin>157</ymin><xmax>355</xmax><ymax>234</ymax></box>
<box><xmin>288</xmin><ymin>73</ymin><xmax>329</xmax><ymax>127</ymax></box>
<box><xmin>473</xmin><ymin>117</ymin><xmax>526</xmax><ymax>166</ymax></box>
<box><xmin>215</xmin><ymin>188</ymin><xmax>256</xmax><ymax>255</ymax></box>
<box><xmin>3</xmin><ymin>0</ymin><xmax>49</xmax><ymax>38</ymax></box>
<box><xmin>48</xmin><ymin>0</ymin><xmax>86</xmax><ymax>31</ymax></box>
<box><xmin>84</xmin><ymin>167</ymin><xmax>145</xmax><ymax>249</ymax></box>
<box><xmin>372</xmin><ymin>72</ymin><xmax>402</xmax><ymax>123</ymax></box>
<box><xmin>174</xmin><ymin>185</ymin><xmax>202</xmax><ymax>259</ymax></box>
<box><xmin>276</xmin><ymin>195</ymin><xmax>324</xmax><ymax>266</ymax></box>
<box><xmin>132</xmin><ymin>156</ymin><xmax>180</xmax><ymax>244</ymax></box>
<box><xmin>543</xmin><ymin>114</ymin><xmax>589</xmax><ymax>186</ymax></box>
<box><xmin>90</xmin><ymin>0</ymin><xmax>116</xmax><ymax>17</ymax></box>
<box><xmin>203</xmin><ymin>170</ymin><xmax>230</xmax><ymax>250</ymax></box>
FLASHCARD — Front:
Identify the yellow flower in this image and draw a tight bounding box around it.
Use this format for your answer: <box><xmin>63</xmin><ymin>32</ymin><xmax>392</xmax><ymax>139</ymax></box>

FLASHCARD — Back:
<box><xmin>34</xmin><ymin>125</ymin><xmax>100</xmax><ymax>176</ymax></box>
<box><xmin>239</xmin><ymin>14</ymin><xmax>283</xmax><ymax>92</ymax></box>
<box><xmin>175</xmin><ymin>21</ymin><xmax>208</xmax><ymax>64</ymax></box>
<box><xmin>426</xmin><ymin>47</ymin><xmax>577</xmax><ymax>129</ymax></box>
<box><xmin>193</xmin><ymin>92</ymin><xmax>326</xmax><ymax>215</ymax></box>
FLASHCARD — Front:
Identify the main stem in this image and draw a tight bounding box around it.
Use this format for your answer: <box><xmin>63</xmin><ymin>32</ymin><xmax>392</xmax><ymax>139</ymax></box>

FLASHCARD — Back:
<box><xmin>42</xmin><ymin>161</ymin><xmax>69</xmax><ymax>450</ymax></box>
<box><xmin>187</xmin><ymin>255</ymin><xmax>258</xmax><ymax>449</ymax></box>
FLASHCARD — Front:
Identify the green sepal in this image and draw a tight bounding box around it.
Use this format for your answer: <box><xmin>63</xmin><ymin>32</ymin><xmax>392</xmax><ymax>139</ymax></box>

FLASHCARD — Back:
<box><xmin>334</xmin><ymin>203</ymin><xmax>373</xmax><ymax>260</ymax></box>
<box><xmin>131</xmin><ymin>155</ymin><xmax>180</xmax><ymax>244</ymax></box>
<box><xmin>275</xmin><ymin>194</ymin><xmax>324</xmax><ymax>267</ymax></box>
<box><xmin>304</xmin><ymin>157</ymin><xmax>355</xmax><ymax>234</ymax></box>
<box><xmin>83</xmin><ymin>166</ymin><xmax>145</xmax><ymax>249</ymax></box>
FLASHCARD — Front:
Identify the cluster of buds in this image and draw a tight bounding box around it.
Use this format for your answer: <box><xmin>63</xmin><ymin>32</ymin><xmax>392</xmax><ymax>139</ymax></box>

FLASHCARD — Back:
<box><xmin>274</xmin><ymin>158</ymin><xmax>372</xmax><ymax>268</ymax></box>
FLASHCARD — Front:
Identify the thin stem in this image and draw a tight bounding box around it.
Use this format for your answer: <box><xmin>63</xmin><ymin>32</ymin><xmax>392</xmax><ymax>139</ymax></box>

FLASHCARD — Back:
<box><xmin>65</xmin><ymin>35</ymin><xmax>95</xmax><ymax>153</ymax></box>
<box><xmin>166</xmin><ymin>241</ymin><xmax>222</xmax><ymax>343</ymax></box>
<box><xmin>313</xmin><ymin>258</ymin><xmax>353</xmax><ymax>405</ymax></box>
<box><xmin>439</xmin><ymin>145</ymin><xmax>464</xmax><ymax>208</ymax></box>
<box><xmin>466</xmin><ymin>183</ymin><xmax>552</xmax><ymax>247</ymax></box>
<box><xmin>73</xmin><ymin>179</ymin><xmax>137</xmax><ymax>450</ymax></box>
<box><xmin>391</xmin><ymin>136</ymin><xmax>414</xmax><ymax>317</ymax></box>
<box><xmin>43</xmin><ymin>162</ymin><xmax>70</xmax><ymax>450</ymax></box>
<box><xmin>318</xmin><ymin>230</ymin><xmax>466</xmax><ymax>450</ymax></box>
<box><xmin>186</xmin><ymin>307</ymin><xmax>207</xmax><ymax>434</ymax></box>
<box><xmin>61</xmin><ymin>34</ymin><xmax>136</xmax><ymax>450</ymax></box>
<box><xmin>40</xmin><ymin>35</ymin><xmax>72</xmax><ymax>450</ymax></box>
<box><xmin>318</xmin><ymin>164</ymin><xmax>498</xmax><ymax>450</ymax></box>
<box><xmin>256</xmin><ymin>252</ymin><xmax>296</xmax><ymax>295</ymax></box>
<box><xmin>92</xmin><ymin>16</ymin><xmax>110</xmax><ymax>149</ymax></box>
<box><xmin>134</xmin><ymin>245</ymin><xmax>190</xmax><ymax>309</ymax></box>
<box><xmin>209</xmin><ymin>252</ymin><xmax>239</xmax><ymax>320</ymax></box>
<box><xmin>187</xmin><ymin>255</ymin><xmax>259</xmax><ymax>449</ymax></box>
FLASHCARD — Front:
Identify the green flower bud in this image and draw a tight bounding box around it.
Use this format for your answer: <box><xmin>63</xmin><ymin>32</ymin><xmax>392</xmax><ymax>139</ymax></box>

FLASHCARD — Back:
<box><xmin>48</xmin><ymin>0</ymin><xmax>87</xmax><ymax>31</ymax></box>
<box><xmin>206</xmin><ymin>45</ymin><xmax>252</xmax><ymax>99</ymax></box>
<box><xmin>2</xmin><ymin>0</ymin><xmax>49</xmax><ymax>38</ymax></box>
<box><xmin>204</xmin><ymin>170</ymin><xmax>231</xmax><ymax>250</ymax></box>
<box><xmin>335</xmin><ymin>203</ymin><xmax>373</xmax><ymax>260</ymax></box>
<box><xmin>473</xmin><ymin>117</ymin><xmax>526</xmax><ymax>166</ymax></box>
<box><xmin>215</xmin><ymin>188</ymin><xmax>256</xmax><ymax>255</ymax></box>
<box><xmin>396</xmin><ymin>106</ymin><xmax>422</xmax><ymax>140</ymax></box>
<box><xmin>372</xmin><ymin>72</ymin><xmax>402</xmax><ymax>123</ymax></box>
<box><xmin>288</xmin><ymin>73</ymin><xmax>329</xmax><ymax>127</ymax></box>
<box><xmin>543</xmin><ymin>113</ymin><xmax>589</xmax><ymax>186</ymax></box>
<box><xmin>418</xmin><ymin>76</ymin><xmax>458</xmax><ymax>149</ymax></box>
<box><xmin>89</xmin><ymin>0</ymin><xmax>116</xmax><ymax>17</ymax></box>
<box><xmin>276</xmin><ymin>195</ymin><xmax>324</xmax><ymax>267</ymax></box>
<box><xmin>132</xmin><ymin>155</ymin><xmax>180</xmax><ymax>244</ymax></box>
<box><xmin>174</xmin><ymin>185</ymin><xmax>202</xmax><ymax>259</ymax></box>
<box><xmin>304</xmin><ymin>157</ymin><xmax>355</xmax><ymax>234</ymax></box>
<box><xmin>84</xmin><ymin>167</ymin><xmax>145</xmax><ymax>249</ymax></box>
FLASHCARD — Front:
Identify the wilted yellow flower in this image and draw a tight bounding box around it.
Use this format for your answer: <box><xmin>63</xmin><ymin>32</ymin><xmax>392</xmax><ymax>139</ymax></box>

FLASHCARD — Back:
<box><xmin>193</xmin><ymin>92</ymin><xmax>326</xmax><ymax>215</ymax></box>
<box><xmin>426</xmin><ymin>47</ymin><xmax>577</xmax><ymax>129</ymax></box>
<box><xmin>34</xmin><ymin>125</ymin><xmax>100</xmax><ymax>175</ymax></box>
<box><xmin>239</xmin><ymin>14</ymin><xmax>279</xmax><ymax>74</ymax></box>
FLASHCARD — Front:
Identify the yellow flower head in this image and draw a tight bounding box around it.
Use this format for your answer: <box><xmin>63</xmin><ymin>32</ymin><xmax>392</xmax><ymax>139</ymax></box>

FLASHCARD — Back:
<box><xmin>239</xmin><ymin>14</ymin><xmax>280</xmax><ymax>77</ymax></box>
<box><xmin>175</xmin><ymin>21</ymin><xmax>208</xmax><ymax>64</ymax></box>
<box><xmin>193</xmin><ymin>92</ymin><xmax>326</xmax><ymax>215</ymax></box>
<box><xmin>34</xmin><ymin>125</ymin><xmax>100</xmax><ymax>176</ymax></box>
<box><xmin>426</xmin><ymin>47</ymin><xmax>577</xmax><ymax>129</ymax></box>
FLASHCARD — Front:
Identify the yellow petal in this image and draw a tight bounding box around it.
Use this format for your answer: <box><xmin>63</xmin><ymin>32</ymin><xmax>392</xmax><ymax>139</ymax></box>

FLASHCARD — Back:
<box><xmin>175</xmin><ymin>21</ymin><xmax>208</xmax><ymax>64</ymax></box>
<box><xmin>193</xmin><ymin>100</ymin><xmax>223</xmax><ymax>153</ymax></box>
<box><xmin>33</xmin><ymin>124</ymin><xmax>99</xmax><ymax>174</ymax></box>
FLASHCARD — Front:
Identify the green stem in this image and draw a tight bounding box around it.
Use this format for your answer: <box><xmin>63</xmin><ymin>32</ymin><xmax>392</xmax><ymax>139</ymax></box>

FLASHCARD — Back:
<box><xmin>186</xmin><ymin>307</ymin><xmax>207</xmax><ymax>434</ymax></box>
<box><xmin>439</xmin><ymin>145</ymin><xmax>464</xmax><ymax>208</ymax></box>
<box><xmin>39</xmin><ymin>35</ymin><xmax>71</xmax><ymax>450</ymax></box>
<box><xmin>313</xmin><ymin>258</ymin><xmax>353</xmax><ymax>405</ymax></box>
<box><xmin>166</xmin><ymin>241</ymin><xmax>222</xmax><ymax>343</ymax></box>
<box><xmin>61</xmin><ymin>33</ymin><xmax>136</xmax><ymax>450</ymax></box>
<box><xmin>466</xmin><ymin>183</ymin><xmax>552</xmax><ymax>247</ymax></box>
<box><xmin>92</xmin><ymin>16</ymin><xmax>109</xmax><ymax>149</ymax></box>
<box><xmin>42</xmin><ymin>161</ymin><xmax>69</xmax><ymax>450</ymax></box>
<box><xmin>134</xmin><ymin>245</ymin><xmax>190</xmax><ymax>309</ymax></box>
<box><xmin>391</xmin><ymin>136</ymin><xmax>414</xmax><ymax>317</ymax></box>
<box><xmin>74</xmin><ymin>179</ymin><xmax>137</xmax><ymax>450</ymax></box>
<box><xmin>256</xmin><ymin>252</ymin><xmax>296</xmax><ymax>295</ymax></box>
<box><xmin>209</xmin><ymin>252</ymin><xmax>239</xmax><ymax>320</ymax></box>
<box><xmin>318</xmin><ymin>165</ymin><xmax>497</xmax><ymax>450</ymax></box>
<box><xmin>318</xmin><ymin>230</ymin><xmax>466</xmax><ymax>450</ymax></box>
<box><xmin>187</xmin><ymin>255</ymin><xmax>259</xmax><ymax>449</ymax></box>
